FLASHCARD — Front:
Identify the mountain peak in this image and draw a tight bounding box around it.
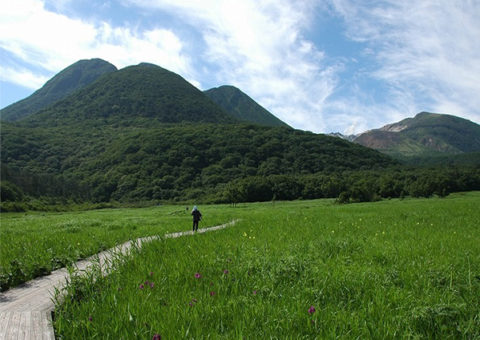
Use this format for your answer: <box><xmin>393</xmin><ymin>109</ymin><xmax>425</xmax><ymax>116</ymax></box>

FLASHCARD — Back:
<box><xmin>204</xmin><ymin>85</ymin><xmax>290</xmax><ymax>128</ymax></box>
<box><xmin>21</xmin><ymin>61</ymin><xmax>237</xmax><ymax>126</ymax></box>
<box><xmin>415</xmin><ymin>111</ymin><xmax>437</xmax><ymax>117</ymax></box>
<box><xmin>355</xmin><ymin>112</ymin><xmax>480</xmax><ymax>156</ymax></box>
<box><xmin>1</xmin><ymin>58</ymin><xmax>117</xmax><ymax>121</ymax></box>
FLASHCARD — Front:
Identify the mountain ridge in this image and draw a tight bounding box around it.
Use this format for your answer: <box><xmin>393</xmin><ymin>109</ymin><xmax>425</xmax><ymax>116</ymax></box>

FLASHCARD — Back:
<box><xmin>0</xmin><ymin>58</ymin><xmax>117</xmax><ymax>121</ymax></box>
<box><xmin>4</xmin><ymin>62</ymin><xmax>479</xmax><ymax>205</ymax></box>
<box><xmin>20</xmin><ymin>62</ymin><xmax>237</xmax><ymax>127</ymax></box>
<box><xmin>204</xmin><ymin>85</ymin><xmax>289</xmax><ymax>128</ymax></box>
<box><xmin>2</xmin><ymin>58</ymin><xmax>290</xmax><ymax>129</ymax></box>
<box><xmin>1</xmin><ymin>60</ymin><xmax>398</xmax><ymax>204</ymax></box>
<box><xmin>331</xmin><ymin>112</ymin><xmax>480</xmax><ymax>158</ymax></box>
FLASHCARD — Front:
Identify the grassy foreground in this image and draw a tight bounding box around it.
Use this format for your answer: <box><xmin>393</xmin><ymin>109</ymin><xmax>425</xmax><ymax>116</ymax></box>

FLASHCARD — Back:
<box><xmin>0</xmin><ymin>205</ymin><xmax>232</xmax><ymax>291</ymax></box>
<box><xmin>50</xmin><ymin>193</ymin><xmax>480</xmax><ymax>339</ymax></box>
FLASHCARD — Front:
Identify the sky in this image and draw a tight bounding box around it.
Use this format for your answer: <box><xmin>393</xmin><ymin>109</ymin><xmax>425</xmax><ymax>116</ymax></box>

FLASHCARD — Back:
<box><xmin>1</xmin><ymin>0</ymin><xmax>479</xmax><ymax>134</ymax></box>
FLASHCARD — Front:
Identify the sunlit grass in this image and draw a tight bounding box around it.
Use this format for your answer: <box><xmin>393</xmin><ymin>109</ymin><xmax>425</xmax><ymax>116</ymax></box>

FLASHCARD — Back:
<box><xmin>52</xmin><ymin>193</ymin><xmax>480</xmax><ymax>338</ymax></box>
<box><xmin>0</xmin><ymin>205</ymin><xmax>233</xmax><ymax>290</ymax></box>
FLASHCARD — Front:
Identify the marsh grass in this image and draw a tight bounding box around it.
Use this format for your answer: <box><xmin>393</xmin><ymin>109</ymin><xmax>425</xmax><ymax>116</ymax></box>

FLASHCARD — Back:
<box><xmin>50</xmin><ymin>193</ymin><xmax>480</xmax><ymax>338</ymax></box>
<box><xmin>3</xmin><ymin>193</ymin><xmax>479</xmax><ymax>338</ymax></box>
<box><xmin>0</xmin><ymin>205</ymin><xmax>233</xmax><ymax>290</ymax></box>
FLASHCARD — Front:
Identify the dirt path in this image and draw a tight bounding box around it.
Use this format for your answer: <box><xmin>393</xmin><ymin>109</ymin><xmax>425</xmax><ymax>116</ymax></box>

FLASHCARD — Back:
<box><xmin>0</xmin><ymin>220</ymin><xmax>237</xmax><ymax>340</ymax></box>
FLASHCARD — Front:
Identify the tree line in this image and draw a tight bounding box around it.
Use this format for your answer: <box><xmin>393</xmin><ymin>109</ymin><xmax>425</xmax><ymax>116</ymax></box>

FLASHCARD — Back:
<box><xmin>2</xmin><ymin>164</ymin><xmax>479</xmax><ymax>211</ymax></box>
<box><xmin>1</xmin><ymin>123</ymin><xmax>395</xmax><ymax>209</ymax></box>
<box><xmin>2</xmin><ymin>121</ymin><xmax>479</xmax><ymax>211</ymax></box>
<box><xmin>221</xmin><ymin>167</ymin><xmax>480</xmax><ymax>204</ymax></box>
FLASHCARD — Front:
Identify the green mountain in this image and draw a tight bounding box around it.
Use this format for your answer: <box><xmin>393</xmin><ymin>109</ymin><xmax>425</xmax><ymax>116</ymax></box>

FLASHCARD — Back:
<box><xmin>355</xmin><ymin>112</ymin><xmax>480</xmax><ymax>157</ymax></box>
<box><xmin>1</xmin><ymin>122</ymin><xmax>395</xmax><ymax>203</ymax></box>
<box><xmin>0</xmin><ymin>58</ymin><xmax>117</xmax><ymax>121</ymax></box>
<box><xmin>1</xmin><ymin>60</ymin><xmax>400</xmax><ymax>205</ymax></box>
<box><xmin>204</xmin><ymin>85</ymin><xmax>289</xmax><ymax>127</ymax></box>
<box><xmin>22</xmin><ymin>63</ymin><xmax>236</xmax><ymax>127</ymax></box>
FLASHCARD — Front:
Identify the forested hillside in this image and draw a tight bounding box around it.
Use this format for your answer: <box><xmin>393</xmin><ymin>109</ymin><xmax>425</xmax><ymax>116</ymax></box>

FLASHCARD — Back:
<box><xmin>204</xmin><ymin>85</ymin><xmax>289</xmax><ymax>127</ymax></box>
<box><xmin>1</xmin><ymin>122</ymin><xmax>396</xmax><ymax>205</ymax></box>
<box><xmin>0</xmin><ymin>59</ymin><xmax>117</xmax><ymax>121</ymax></box>
<box><xmin>20</xmin><ymin>63</ymin><xmax>235</xmax><ymax>127</ymax></box>
<box><xmin>2</xmin><ymin>61</ymin><xmax>479</xmax><ymax>211</ymax></box>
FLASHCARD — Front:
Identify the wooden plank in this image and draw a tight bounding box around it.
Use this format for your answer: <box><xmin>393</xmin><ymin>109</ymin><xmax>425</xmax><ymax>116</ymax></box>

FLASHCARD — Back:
<box><xmin>42</xmin><ymin>312</ymin><xmax>55</xmax><ymax>340</ymax></box>
<box><xmin>18</xmin><ymin>312</ymin><xmax>30</xmax><ymax>340</ymax></box>
<box><xmin>4</xmin><ymin>312</ymin><xmax>20</xmax><ymax>340</ymax></box>
<box><xmin>31</xmin><ymin>312</ymin><xmax>41</xmax><ymax>340</ymax></box>
<box><xmin>0</xmin><ymin>221</ymin><xmax>237</xmax><ymax>339</ymax></box>
<box><xmin>0</xmin><ymin>312</ymin><xmax>13</xmax><ymax>340</ymax></box>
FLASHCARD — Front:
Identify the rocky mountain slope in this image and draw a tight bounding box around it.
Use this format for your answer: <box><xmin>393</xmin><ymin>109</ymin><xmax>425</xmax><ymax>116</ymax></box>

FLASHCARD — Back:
<box><xmin>355</xmin><ymin>112</ymin><xmax>480</xmax><ymax>156</ymax></box>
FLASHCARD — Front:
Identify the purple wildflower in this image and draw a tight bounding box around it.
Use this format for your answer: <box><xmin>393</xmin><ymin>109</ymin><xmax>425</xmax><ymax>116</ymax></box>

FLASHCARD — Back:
<box><xmin>210</xmin><ymin>291</ymin><xmax>216</xmax><ymax>296</ymax></box>
<box><xmin>139</xmin><ymin>284</ymin><xmax>145</xmax><ymax>290</ymax></box>
<box><xmin>152</xmin><ymin>334</ymin><xmax>161</xmax><ymax>340</ymax></box>
<box><xmin>88</xmin><ymin>316</ymin><xmax>92</xmax><ymax>322</ymax></box>
<box><xmin>223</xmin><ymin>269</ymin><xmax>229</xmax><ymax>274</ymax></box>
<box><xmin>253</xmin><ymin>290</ymin><xmax>257</xmax><ymax>295</ymax></box>
<box><xmin>149</xmin><ymin>282</ymin><xmax>155</xmax><ymax>288</ymax></box>
<box><xmin>195</xmin><ymin>272</ymin><xmax>202</xmax><ymax>279</ymax></box>
<box><xmin>150</xmin><ymin>271</ymin><xmax>154</xmax><ymax>277</ymax></box>
<box><xmin>308</xmin><ymin>306</ymin><xmax>316</xmax><ymax>314</ymax></box>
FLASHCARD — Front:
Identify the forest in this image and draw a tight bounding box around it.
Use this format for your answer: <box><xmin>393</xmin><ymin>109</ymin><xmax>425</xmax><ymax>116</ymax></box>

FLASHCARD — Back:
<box><xmin>2</xmin><ymin>120</ymin><xmax>479</xmax><ymax>211</ymax></box>
<box><xmin>1</xmin><ymin>61</ymin><xmax>479</xmax><ymax>211</ymax></box>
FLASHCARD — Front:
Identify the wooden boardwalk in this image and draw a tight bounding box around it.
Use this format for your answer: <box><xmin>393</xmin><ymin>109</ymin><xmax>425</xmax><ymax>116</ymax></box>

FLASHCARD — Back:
<box><xmin>0</xmin><ymin>221</ymin><xmax>237</xmax><ymax>340</ymax></box>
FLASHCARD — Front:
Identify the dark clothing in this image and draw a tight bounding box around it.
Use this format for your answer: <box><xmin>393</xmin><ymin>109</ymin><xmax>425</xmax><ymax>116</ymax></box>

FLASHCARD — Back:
<box><xmin>192</xmin><ymin>210</ymin><xmax>202</xmax><ymax>231</ymax></box>
<box><xmin>192</xmin><ymin>210</ymin><xmax>202</xmax><ymax>222</ymax></box>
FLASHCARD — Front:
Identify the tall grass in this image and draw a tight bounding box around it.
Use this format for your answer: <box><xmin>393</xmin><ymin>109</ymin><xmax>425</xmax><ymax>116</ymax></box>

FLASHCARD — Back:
<box><xmin>53</xmin><ymin>193</ymin><xmax>480</xmax><ymax>338</ymax></box>
<box><xmin>0</xmin><ymin>205</ymin><xmax>233</xmax><ymax>290</ymax></box>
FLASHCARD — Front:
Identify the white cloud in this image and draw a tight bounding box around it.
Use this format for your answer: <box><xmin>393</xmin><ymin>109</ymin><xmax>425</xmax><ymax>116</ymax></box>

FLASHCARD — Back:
<box><xmin>0</xmin><ymin>0</ymin><xmax>97</xmax><ymax>71</ymax></box>
<box><xmin>126</xmin><ymin>0</ymin><xmax>339</xmax><ymax>132</ymax></box>
<box><xmin>0</xmin><ymin>66</ymin><xmax>49</xmax><ymax>90</ymax></box>
<box><xmin>5</xmin><ymin>0</ymin><xmax>477</xmax><ymax>133</ymax></box>
<box><xmin>323</xmin><ymin>96</ymin><xmax>418</xmax><ymax>135</ymax></box>
<box><xmin>1</xmin><ymin>0</ymin><xmax>341</xmax><ymax>132</ymax></box>
<box><xmin>329</xmin><ymin>0</ymin><xmax>480</xmax><ymax>128</ymax></box>
<box><xmin>0</xmin><ymin>0</ymin><xmax>196</xmax><ymax>87</ymax></box>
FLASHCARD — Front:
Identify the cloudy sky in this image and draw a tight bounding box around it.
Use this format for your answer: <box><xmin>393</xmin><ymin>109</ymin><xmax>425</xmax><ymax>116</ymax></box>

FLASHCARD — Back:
<box><xmin>1</xmin><ymin>0</ymin><xmax>479</xmax><ymax>133</ymax></box>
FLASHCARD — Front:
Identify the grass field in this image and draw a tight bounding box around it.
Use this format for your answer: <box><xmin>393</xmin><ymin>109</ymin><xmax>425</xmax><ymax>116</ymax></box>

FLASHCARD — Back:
<box><xmin>45</xmin><ymin>192</ymin><xmax>480</xmax><ymax>339</ymax></box>
<box><xmin>1</xmin><ymin>193</ymin><xmax>479</xmax><ymax>338</ymax></box>
<box><xmin>0</xmin><ymin>205</ymin><xmax>233</xmax><ymax>291</ymax></box>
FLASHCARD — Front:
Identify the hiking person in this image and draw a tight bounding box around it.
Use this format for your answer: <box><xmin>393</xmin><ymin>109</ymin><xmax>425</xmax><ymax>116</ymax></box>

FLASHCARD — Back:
<box><xmin>191</xmin><ymin>206</ymin><xmax>202</xmax><ymax>232</ymax></box>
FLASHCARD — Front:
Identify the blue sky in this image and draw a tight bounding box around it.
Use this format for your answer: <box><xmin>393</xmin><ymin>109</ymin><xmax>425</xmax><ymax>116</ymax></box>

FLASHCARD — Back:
<box><xmin>1</xmin><ymin>0</ymin><xmax>479</xmax><ymax>134</ymax></box>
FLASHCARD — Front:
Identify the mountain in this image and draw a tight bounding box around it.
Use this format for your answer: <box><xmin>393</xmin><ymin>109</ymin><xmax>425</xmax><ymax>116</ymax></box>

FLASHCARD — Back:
<box><xmin>1</xmin><ymin>122</ymin><xmax>396</xmax><ymax>203</ymax></box>
<box><xmin>21</xmin><ymin>63</ymin><xmax>236</xmax><ymax>127</ymax></box>
<box><xmin>0</xmin><ymin>58</ymin><xmax>117</xmax><ymax>121</ymax></box>
<box><xmin>354</xmin><ymin>112</ymin><xmax>480</xmax><ymax>157</ymax></box>
<box><xmin>204</xmin><ymin>85</ymin><xmax>289</xmax><ymax>127</ymax></box>
<box><xmin>1</xmin><ymin>59</ymin><xmax>400</xmax><ymax>205</ymax></box>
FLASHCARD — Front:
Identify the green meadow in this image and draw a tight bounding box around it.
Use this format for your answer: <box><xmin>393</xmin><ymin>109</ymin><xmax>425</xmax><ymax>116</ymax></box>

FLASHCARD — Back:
<box><xmin>0</xmin><ymin>206</ymin><xmax>231</xmax><ymax>291</ymax></box>
<box><xmin>49</xmin><ymin>193</ymin><xmax>480</xmax><ymax>339</ymax></box>
<box><xmin>2</xmin><ymin>193</ymin><xmax>480</xmax><ymax>338</ymax></box>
